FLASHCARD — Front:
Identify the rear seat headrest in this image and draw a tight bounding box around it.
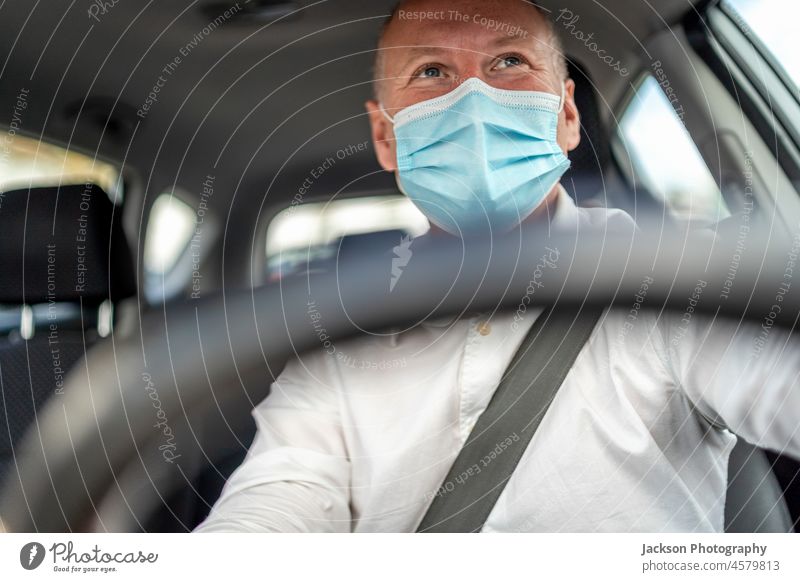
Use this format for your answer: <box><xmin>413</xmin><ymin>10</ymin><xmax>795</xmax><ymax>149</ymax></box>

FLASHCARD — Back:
<box><xmin>0</xmin><ymin>183</ymin><xmax>136</xmax><ymax>304</ymax></box>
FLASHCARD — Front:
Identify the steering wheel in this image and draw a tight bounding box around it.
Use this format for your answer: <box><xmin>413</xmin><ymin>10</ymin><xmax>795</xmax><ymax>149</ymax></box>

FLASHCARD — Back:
<box><xmin>1</xmin><ymin>225</ymin><xmax>797</xmax><ymax>531</ymax></box>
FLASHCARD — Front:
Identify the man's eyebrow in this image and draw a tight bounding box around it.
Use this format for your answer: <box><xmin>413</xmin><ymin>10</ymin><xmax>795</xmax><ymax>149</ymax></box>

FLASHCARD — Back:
<box><xmin>388</xmin><ymin>46</ymin><xmax>454</xmax><ymax>72</ymax></box>
<box><xmin>488</xmin><ymin>34</ymin><xmax>544</xmax><ymax>55</ymax></box>
<box><xmin>384</xmin><ymin>37</ymin><xmax>546</xmax><ymax>76</ymax></box>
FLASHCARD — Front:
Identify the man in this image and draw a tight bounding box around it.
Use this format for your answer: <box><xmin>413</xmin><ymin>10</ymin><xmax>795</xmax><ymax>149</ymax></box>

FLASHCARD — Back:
<box><xmin>196</xmin><ymin>0</ymin><xmax>799</xmax><ymax>532</ymax></box>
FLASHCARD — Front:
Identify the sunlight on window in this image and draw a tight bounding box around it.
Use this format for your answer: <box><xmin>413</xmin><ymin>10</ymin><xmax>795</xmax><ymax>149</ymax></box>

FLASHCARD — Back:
<box><xmin>724</xmin><ymin>0</ymin><xmax>800</xmax><ymax>90</ymax></box>
<box><xmin>144</xmin><ymin>194</ymin><xmax>196</xmax><ymax>274</ymax></box>
<box><xmin>266</xmin><ymin>195</ymin><xmax>430</xmax><ymax>281</ymax></box>
<box><xmin>267</xmin><ymin>196</ymin><xmax>429</xmax><ymax>257</ymax></box>
<box><xmin>0</xmin><ymin>133</ymin><xmax>120</xmax><ymax>199</ymax></box>
<box><xmin>618</xmin><ymin>76</ymin><xmax>729</xmax><ymax>224</ymax></box>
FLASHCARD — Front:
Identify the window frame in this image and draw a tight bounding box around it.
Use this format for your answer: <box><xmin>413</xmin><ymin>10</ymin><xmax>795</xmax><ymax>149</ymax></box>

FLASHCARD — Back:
<box><xmin>684</xmin><ymin>0</ymin><xmax>800</xmax><ymax>183</ymax></box>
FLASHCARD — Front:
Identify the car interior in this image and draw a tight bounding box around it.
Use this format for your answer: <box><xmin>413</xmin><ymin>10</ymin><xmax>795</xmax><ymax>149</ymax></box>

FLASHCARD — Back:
<box><xmin>0</xmin><ymin>0</ymin><xmax>798</xmax><ymax>532</ymax></box>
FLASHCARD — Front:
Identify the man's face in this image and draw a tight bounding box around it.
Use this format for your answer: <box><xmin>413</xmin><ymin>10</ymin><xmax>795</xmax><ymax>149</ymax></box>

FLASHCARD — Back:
<box><xmin>365</xmin><ymin>0</ymin><xmax>581</xmax><ymax>173</ymax></box>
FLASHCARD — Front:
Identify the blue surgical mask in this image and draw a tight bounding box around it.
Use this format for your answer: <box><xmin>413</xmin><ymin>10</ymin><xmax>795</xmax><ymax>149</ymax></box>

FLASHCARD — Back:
<box><xmin>381</xmin><ymin>77</ymin><xmax>570</xmax><ymax>236</ymax></box>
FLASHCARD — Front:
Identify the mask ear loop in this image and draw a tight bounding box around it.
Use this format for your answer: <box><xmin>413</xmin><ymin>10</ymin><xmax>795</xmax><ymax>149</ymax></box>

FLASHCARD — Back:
<box><xmin>379</xmin><ymin>104</ymin><xmax>395</xmax><ymax>124</ymax></box>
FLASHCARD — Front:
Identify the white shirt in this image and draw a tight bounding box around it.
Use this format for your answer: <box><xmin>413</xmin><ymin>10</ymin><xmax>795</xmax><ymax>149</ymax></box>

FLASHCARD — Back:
<box><xmin>196</xmin><ymin>187</ymin><xmax>800</xmax><ymax>533</ymax></box>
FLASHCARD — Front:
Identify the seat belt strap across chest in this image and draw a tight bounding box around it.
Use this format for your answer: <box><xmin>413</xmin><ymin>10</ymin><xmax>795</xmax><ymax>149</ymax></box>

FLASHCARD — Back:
<box><xmin>416</xmin><ymin>304</ymin><xmax>603</xmax><ymax>532</ymax></box>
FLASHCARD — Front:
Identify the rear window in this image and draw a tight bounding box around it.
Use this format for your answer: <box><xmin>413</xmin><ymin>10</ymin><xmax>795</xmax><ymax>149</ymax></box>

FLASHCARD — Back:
<box><xmin>266</xmin><ymin>195</ymin><xmax>429</xmax><ymax>281</ymax></box>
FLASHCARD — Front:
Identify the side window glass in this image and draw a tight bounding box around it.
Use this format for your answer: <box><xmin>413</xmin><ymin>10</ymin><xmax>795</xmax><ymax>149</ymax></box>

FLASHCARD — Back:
<box><xmin>143</xmin><ymin>193</ymin><xmax>196</xmax><ymax>302</ymax></box>
<box><xmin>723</xmin><ymin>0</ymin><xmax>800</xmax><ymax>90</ymax></box>
<box><xmin>617</xmin><ymin>76</ymin><xmax>729</xmax><ymax>225</ymax></box>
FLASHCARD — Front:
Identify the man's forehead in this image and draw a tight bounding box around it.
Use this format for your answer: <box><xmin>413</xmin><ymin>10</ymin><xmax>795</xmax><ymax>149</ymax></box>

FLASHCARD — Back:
<box><xmin>379</xmin><ymin>0</ymin><xmax>549</xmax><ymax>53</ymax></box>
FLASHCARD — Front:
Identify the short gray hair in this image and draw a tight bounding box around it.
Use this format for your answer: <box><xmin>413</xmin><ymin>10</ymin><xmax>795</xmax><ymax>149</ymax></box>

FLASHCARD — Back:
<box><xmin>372</xmin><ymin>0</ymin><xmax>568</xmax><ymax>100</ymax></box>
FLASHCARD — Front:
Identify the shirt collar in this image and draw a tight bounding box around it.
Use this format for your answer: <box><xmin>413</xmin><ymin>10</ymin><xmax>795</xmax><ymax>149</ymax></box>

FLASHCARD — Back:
<box><xmin>548</xmin><ymin>183</ymin><xmax>580</xmax><ymax>231</ymax></box>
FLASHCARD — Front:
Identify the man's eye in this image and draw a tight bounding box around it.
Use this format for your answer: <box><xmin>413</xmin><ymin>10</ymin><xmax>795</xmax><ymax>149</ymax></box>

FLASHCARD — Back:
<box><xmin>495</xmin><ymin>55</ymin><xmax>527</xmax><ymax>70</ymax></box>
<box><xmin>415</xmin><ymin>66</ymin><xmax>443</xmax><ymax>78</ymax></box>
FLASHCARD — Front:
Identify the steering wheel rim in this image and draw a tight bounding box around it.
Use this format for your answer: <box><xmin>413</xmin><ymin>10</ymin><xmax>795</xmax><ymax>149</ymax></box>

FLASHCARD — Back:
<box><xmin>2</xmin><ymin>224</ymin><xmax>797</xmax><ymax>532</ymax></box>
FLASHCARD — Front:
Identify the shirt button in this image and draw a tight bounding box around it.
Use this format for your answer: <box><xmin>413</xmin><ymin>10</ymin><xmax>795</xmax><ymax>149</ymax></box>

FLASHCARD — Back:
<box><xmin>476</xmin><ymin>321</ymin><xmax>491</xmax><ymax>336</ymax></box>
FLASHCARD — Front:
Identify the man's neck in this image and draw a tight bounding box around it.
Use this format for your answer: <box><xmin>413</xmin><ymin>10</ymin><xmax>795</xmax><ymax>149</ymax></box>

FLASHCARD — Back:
<box><xmin>524</xmin><ymin>183</ymin><xmax>561</xmax><ymax>226</ymax></box>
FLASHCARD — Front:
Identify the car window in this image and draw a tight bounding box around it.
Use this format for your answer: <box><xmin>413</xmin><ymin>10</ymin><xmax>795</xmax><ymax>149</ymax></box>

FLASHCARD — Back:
<box><xmin>266</xmin><ymin>195</ymin><xmax>429</xmax><ymax>281</ymax></box>
<box><xmin>0</xmin><ymin>133</ymin><xmax>120</xmax><ymax>199</ymax></box>
<box><xmin>144</xmin><ymin>193</ymin><xmax>196</xmax><ymax>275</ymax></box>
<box><xmin>723</xmin><ymin>0</ymin><xmax>800</xmax><ymax>91</ymax></box>
<box><xmin>143</xmin><ymin>192</ymin><xmax>202</xmax><ymax>303</ymax></box>
<box><xmin>617</xmin><ymin>75</ymin><xmax>729</xmax><ymax>225</ymax></box>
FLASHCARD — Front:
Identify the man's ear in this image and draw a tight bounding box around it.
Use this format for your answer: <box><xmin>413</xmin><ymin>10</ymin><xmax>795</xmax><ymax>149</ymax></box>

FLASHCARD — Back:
<box><xmin>365</xmin><ymin>99</ymin><xmax>397</xmax><ymax>172</ymax></box>
<box><xmin>558</xmin><ymin>78</ymin><xmax>581</xmax><ymax>154</ymax></box>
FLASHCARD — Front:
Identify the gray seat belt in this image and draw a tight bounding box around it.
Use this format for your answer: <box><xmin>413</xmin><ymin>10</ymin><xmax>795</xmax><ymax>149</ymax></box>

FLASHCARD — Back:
<box><xmin>416</xmin><ymin>304</ymin><xmax>603</xmax><ymax>532</ymax></box>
